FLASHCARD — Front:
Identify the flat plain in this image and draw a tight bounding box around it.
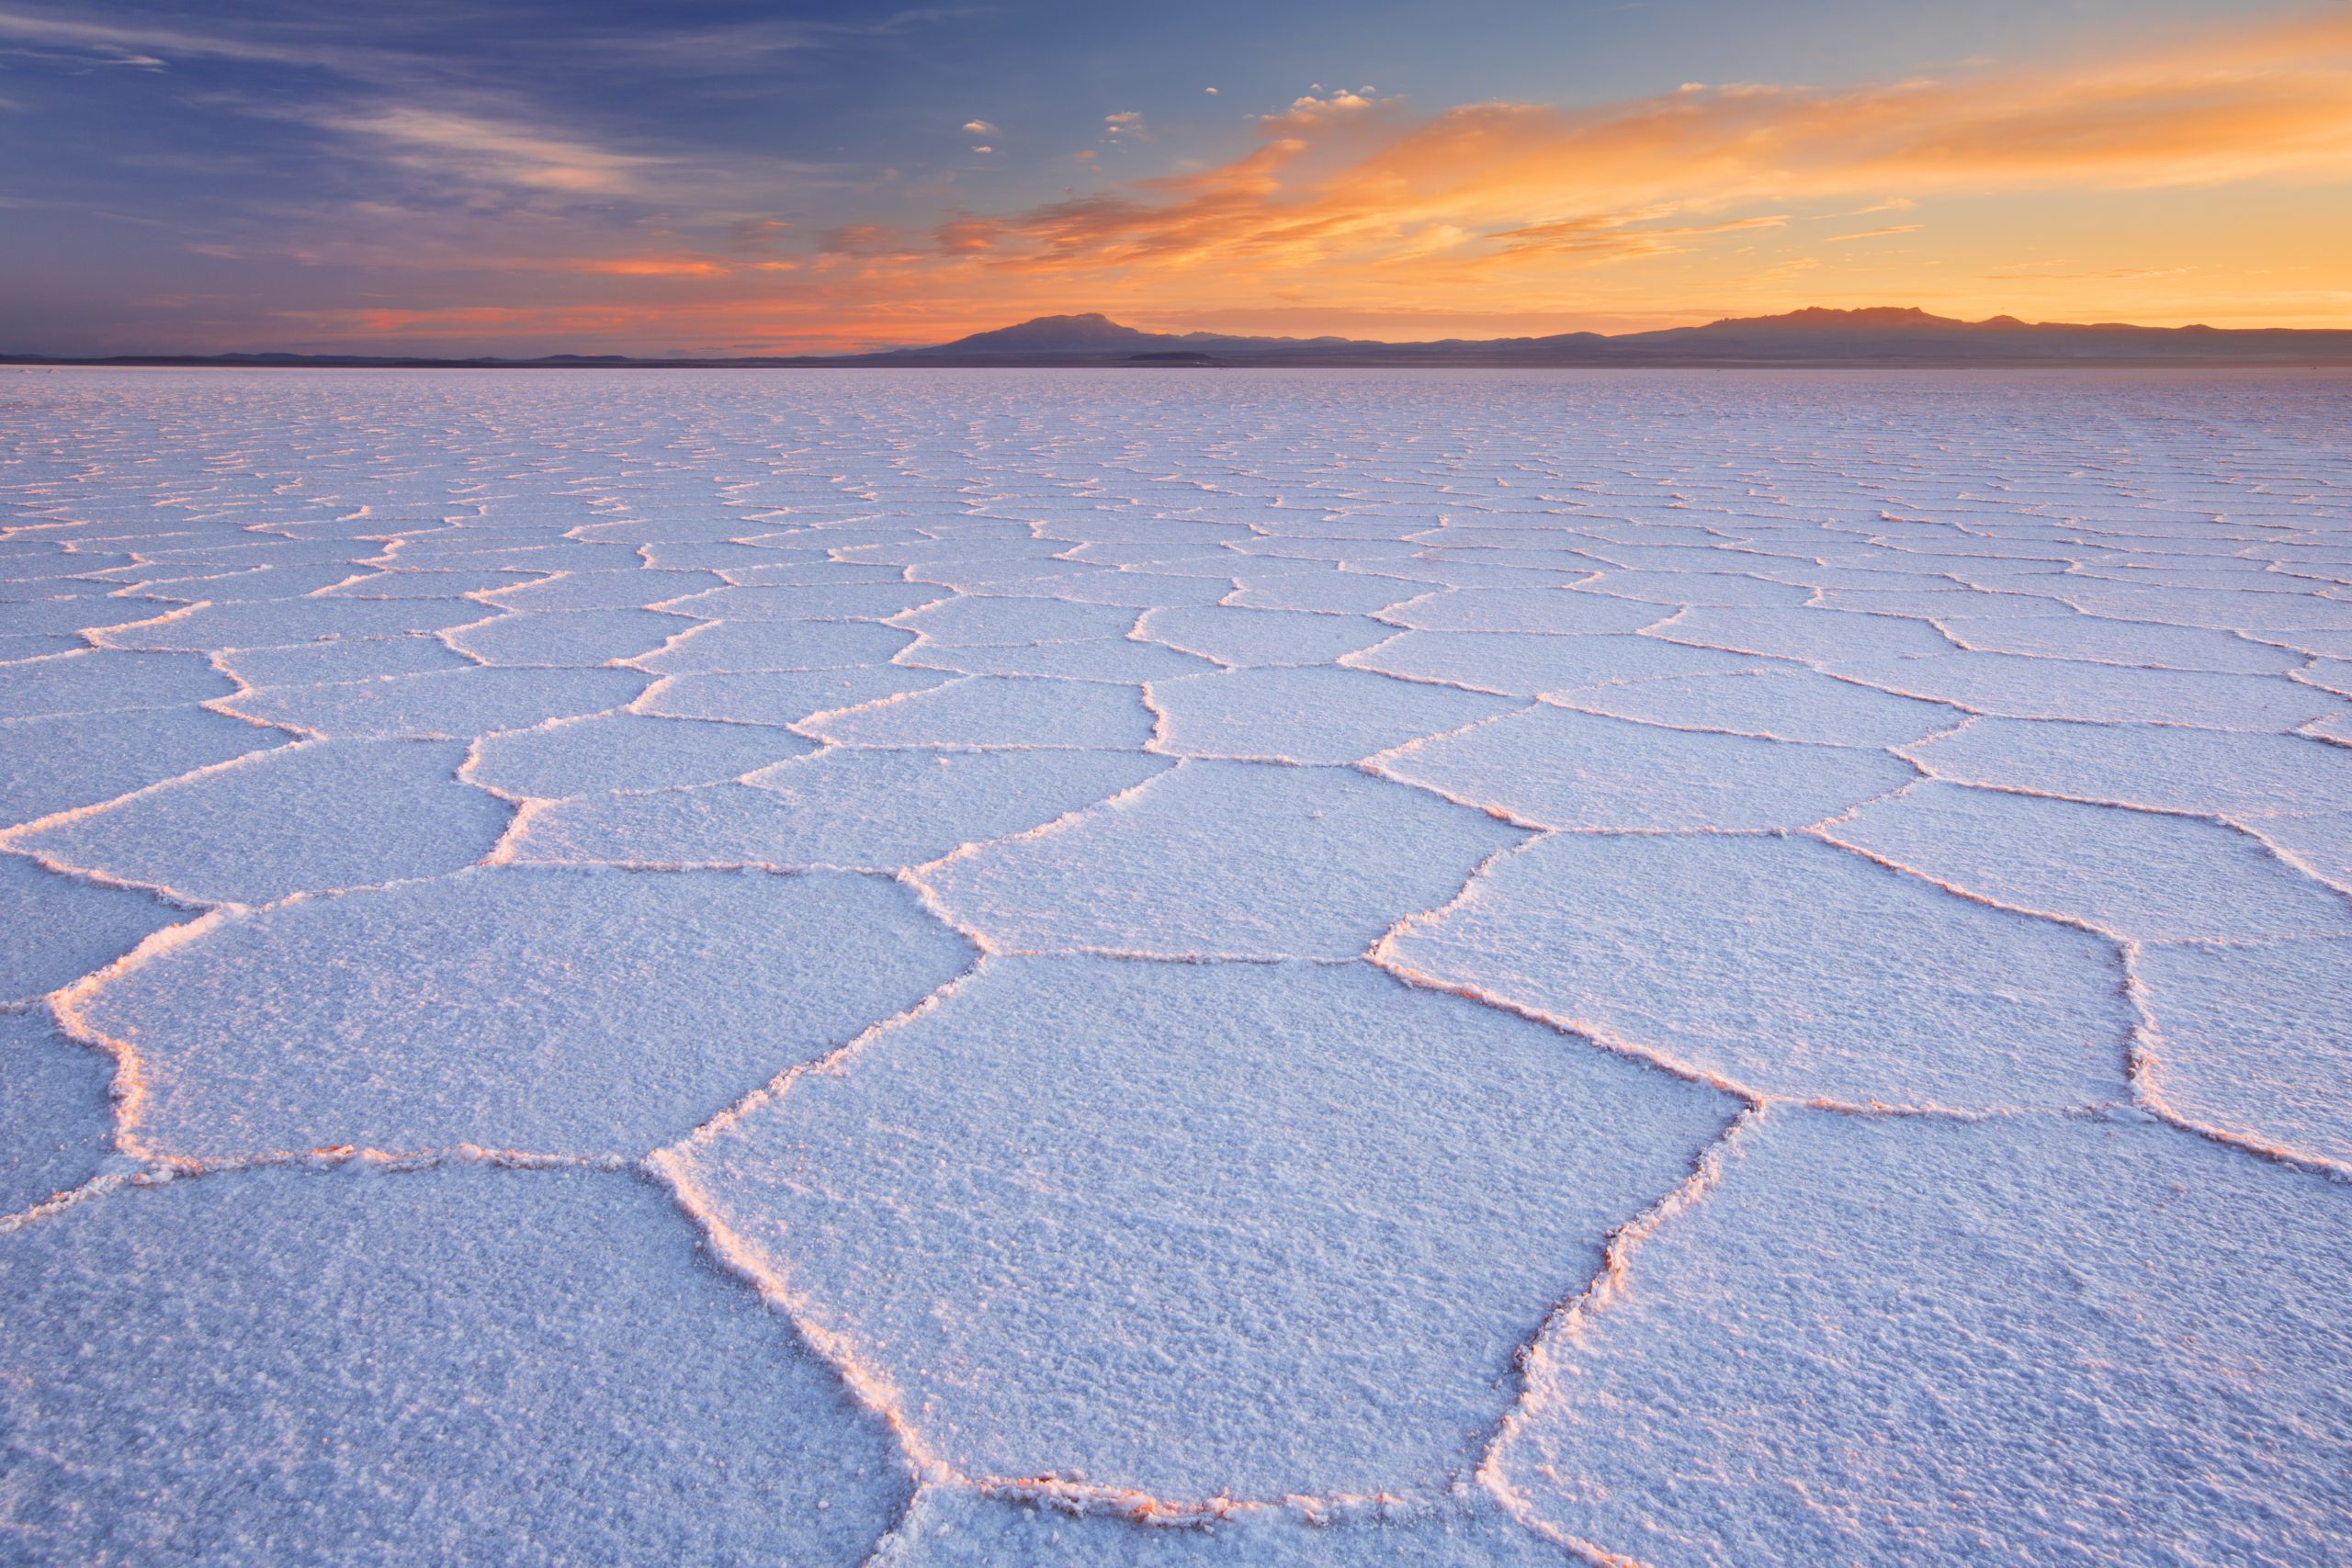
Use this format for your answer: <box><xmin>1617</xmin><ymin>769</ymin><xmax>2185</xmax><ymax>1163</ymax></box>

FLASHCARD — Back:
<box><xmin>3</xmin><ymin>367</ymin><xmax>2348</xmax><ymax>1565</ymax></box>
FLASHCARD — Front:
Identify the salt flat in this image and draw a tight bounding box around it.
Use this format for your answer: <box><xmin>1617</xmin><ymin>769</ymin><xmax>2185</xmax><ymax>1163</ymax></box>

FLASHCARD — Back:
<box><xmin>2</xmin><ymin>367</ymin><xmax>2348</xmax><ymax>1565</ymax></box>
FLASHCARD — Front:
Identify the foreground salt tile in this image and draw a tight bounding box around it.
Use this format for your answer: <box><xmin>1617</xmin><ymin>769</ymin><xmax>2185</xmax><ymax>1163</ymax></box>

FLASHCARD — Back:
<box><xmin>1381</xmin><ymin>586</ymin><xmax>1668</xmax><ymax>636</ymax></box>
<box><xmin>1651</xmin><ymin>604</ymin><xmax>1960</xmax><ymax>663</ymax></box>
<box><xmin>2135</xmin><ymin>938</ymin><xmax>2352</xmax><ymax>1167</ymax></box>
<box><xmin>2246</xmin><ymin>811</ymin><xmax>2352</xmax><ymax>891</ymax></box>
<box><xmin>2054</xmin><ymin>580</ymin><xmax>2352</xmax><ymax>633</ymax></box>
<box><xmin>120</xmin><ymin>562</ymin><xmax>360</xmax><ymax>602</ymax></box>
<box><xmin>516</xmin><ymin>750</ymin><xmax>1169</xmax><ymax>870</ymax></box>
<box><xmin>1385</xmin><ymin>833</ymin><xmax>2128</xmax><ymax>1107</ymax></box>
<box><xmin>1154</xmin><ymin>666</ymin><xmax>1520</xmax><ymax>764</ymax></box>
<box><xmin>1578</xmin><ymin>568</ymin><xmax>1815</xmax><ymax>607</ymax></box>
<box><xmin>662</xmin><ymin>581</ymin><xmax>951</xmax><ymax>621</ymax></box>
<box><xmin>1832</xmin><ymin>650</ymin><xmax>2343</xmax><ymax>729</ymax></box>
<box><xmin>225</xmin><ymin>666</ymin><xmax>646</xmax><ymax>739</ymax></box>
<box><xmin>643</xmin><ymin>667</ymin><xmax>952</xmax><ymax>727</ymax></box>
<box><xmin>0</xmin><ymin>1165</ymin><xmax>908</xmax><ymax>1564</ymax></box>
<box><xmin>15</xmin><ymin>739</ymin><xmax>507</xmax><ymax>904</ymax></box>
<box><xmin>632</xmin><ymin>616</ymin><xmax>916</xmax><ymax>673</ymax></box>
<box><xmin>0</xmin><ymin>852</ymin><xmax>183</xmax><ymax>1004</ymax></box>
<box><xmin>1137</xmin><ymin>605</ymin><xmax>1395</xmax><ymax>667</ymax></box>
<box><xmin>1016</xmin><ymin>571</ymin><xmax>1238</xmax><ymax>611</ymax></box>
<box><xmin>1555</xmin><ymin>666</ymin><xmax>1961</xmax><ymax>748</ymax></box>
<box><xmin>871</xmin><ymin>1488</ymin><xmax>1561</xmax><ymax>1564</ymax></box>
<box><xmin>467</xmin><ymin>713</ymin><xmax>813</xmax><ymax>797</ymax></box>
<box><xmin>1383</xmin><ymin>705</ymin><xmax>1913</xmax><ymax>829</ymax></box>
<box><xmin>671</xmin><ymin>956</ymin><xmax>1734</xmax><ymax>1501</ymax></box>
<box><xmin>1906</xmin><ymin>716</ymin><xmax>2352</xmax><ymax>816</ymax></box>
<box><xmin>95</xmin><ymin>596</ymin><xmax>487</xmax><ymax>650</ymax></box>
<box><xmin>0</xmin><ymin>706</ymin><xmax>277</xmax><ymax>828</ymax></box>
<box><xmin>925</xmin><ymin>760</ymin><xmax>1521</xmax><ymax>958</ymax></box>
<box><xmin>444</xmin><ymin>606</ymin><xmax>688</xmax><ymax>667</ymax></box>
<box><xmin>1227</xmin><ymin>570</ymin><xmax>1426</xmax><ymax>615</ymax></box>
<box><xmin>0</xmin><ymin>592</ymin><xmax>188</xmax><ymax>640</ymax></box>
<box><xmin>323</xmin><ymin>566</ymin><xmax>544</xmax><ymax>599</ymax></box>
<box><xmin>906</xmin><ymin>635</ymin><xmax>1216</xmax><ymax>682</ymax></box>
<box><xmin>0</xmin><ymin>649</ymin><xmax>232</xmax><ymax>720</ymax></box>
<box><xmin>1351</xmin><ymin>630</ymin><xmax>1760</xmax><ymax>696</ymax></box>
<box><xmin>0</xmin><ymin>1009</ymin><xmax>114</xmax><ymax>1213</ymax></box>
<box><xmin>477</xmin><ymin>566</ymin><xmax>727</xmax><ymax>611</ymax></box>
<box><xmin>1826</xmin><ymin>782</ymin><xmax>2352</xmax><ymax>942</ymax></box>
<box><xmin>1491</xmin><ymin>1109</ymin><xmax>2352</xmax><ymax>1566</ymax></box>
<box><xmin>723</xmin><ymin>559</ymin><xmax>925</xmax><ymax>587</ymax></box>
<box><xmin>77</xmin><ymin>865</ymin><xmax>971</xmax><ymax>1156</ymax></box>
<box><xmin>1935</xmin><ymin>612</ymin><xmax>2304</xmax><ymax>673</ymax></box>
<box><xmin>1812</xmin><ymin>584</ymin><xmax>2062</xmax><ymax>619</ymax></box>
<box><xmin>218</xmin><ymin>631</ymin><xmax>475</xmax><ymax>686</ymax></box>
<box><xmin>808</xmin><ymin>674</ymin><xmax>1156</xmax><ymax>750</ymax></box>
<box><xmin>899</xmin><ymin>593</ymin><xmax>1140</xmax><ymax>645</ymax></box>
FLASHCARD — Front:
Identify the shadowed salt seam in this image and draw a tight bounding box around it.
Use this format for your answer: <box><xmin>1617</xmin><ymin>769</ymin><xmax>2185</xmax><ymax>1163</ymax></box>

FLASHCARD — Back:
<box><xmin>2</xmin><ymin>368</ymin><xmax>2350</xmax><ymax>1564</ymax></box>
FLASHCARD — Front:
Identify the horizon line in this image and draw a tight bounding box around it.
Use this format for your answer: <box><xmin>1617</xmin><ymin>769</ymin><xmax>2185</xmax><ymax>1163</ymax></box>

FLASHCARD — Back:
<box><xmin>12</xmin><ymin>304</ymin><xmax>2352</xmax><ymax>369</ymax></box>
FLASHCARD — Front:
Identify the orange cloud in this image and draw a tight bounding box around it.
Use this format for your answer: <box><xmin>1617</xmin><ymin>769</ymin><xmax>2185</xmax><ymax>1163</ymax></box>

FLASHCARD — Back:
<box><xmin>233</xmin><ymin>10</ymin><xmax>2352</xmax><ymax>351</ymax></box>
<box><xmin>929</xmin><ymin>12</ymin><xmax>2352</xmax><ymax>288</ymax></box>
<box><xmin>1487</xmin><ymin>212</ymin><xmax>1791</xmax><ymax>261</ymax></box>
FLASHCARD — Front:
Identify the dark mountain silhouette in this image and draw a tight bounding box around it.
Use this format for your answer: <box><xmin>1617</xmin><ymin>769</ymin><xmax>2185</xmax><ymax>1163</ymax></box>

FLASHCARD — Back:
<box><xmin>902</xmin><ymin>312</ymin><xmax>1170</xmax><ymax>355</ymax></box>
<box><xmin>876</xmin><ymin>307</ymin><xmax>2352</xmax><ymax>367</ymax></box>
<box><xmin>13</xmin><ymin>308</ymin><xmax>2352</xmax><ymax>368</ymax></box>
<box><xmin>879</xmin><ymin>312</ymin><xmax>1356</xmax><ymax>359</ymax></box>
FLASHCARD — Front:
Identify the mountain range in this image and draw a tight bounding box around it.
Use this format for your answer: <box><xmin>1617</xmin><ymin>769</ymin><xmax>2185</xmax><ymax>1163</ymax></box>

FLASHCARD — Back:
<box><xmin>11</xmin><ymin>308</ymin><xmax>2352</xmax><ymax>369</ymax></box>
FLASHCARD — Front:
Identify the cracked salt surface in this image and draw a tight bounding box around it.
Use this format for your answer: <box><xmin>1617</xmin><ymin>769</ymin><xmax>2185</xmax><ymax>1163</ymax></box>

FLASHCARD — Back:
<box><xmin>3</xmin><ymin>367</ymin><xmax>2349</xmax><ymax>1564</ymax></box>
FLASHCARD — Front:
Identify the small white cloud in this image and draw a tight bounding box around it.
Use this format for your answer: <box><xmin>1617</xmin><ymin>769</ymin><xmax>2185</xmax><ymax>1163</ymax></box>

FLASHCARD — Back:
<box><xmin>1286</xmin><ymin>89</ymin><xmax>1373</xmax><ymax>115</ymax></box>
<box><xmin>961</xmin><ymin>119</ymin><xmax>995</xmax><ymax>134</ymax></box>
<box><xmin>972</xmin><ymin>144</ymin><xmax>992</xmax><ymax>153</ymax></box>
<box><xmin>1204</xmin><ymin>86</ymin><xmax>1216</xmax><ymax>94</ymax></box>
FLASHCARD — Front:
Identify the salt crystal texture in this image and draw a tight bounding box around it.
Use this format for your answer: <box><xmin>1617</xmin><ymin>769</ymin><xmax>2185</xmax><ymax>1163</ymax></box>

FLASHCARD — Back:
<box><xmin>0</xmin><ymin>1166</ymin><xmax>909</xmax><ymax>1564</ymax></box>
<box><xmin>669</xmin><ymin>956</ymin><xmax>1735</xmax><ymax>1499</ymax></box>
<box><xmin>1491</xmin><ymin>1110</ymin><xmax>2352</xmax><ymax>1565</ymax></box>
<box><xmin>6</xmin><ymin>367</ymin><xmax>2350</xmax><ymax>1562</ymax></box>
<box><xmin>74</xmin><ymin>864</ymin><xmax>972</xmax><ymax>1156</ymax></box>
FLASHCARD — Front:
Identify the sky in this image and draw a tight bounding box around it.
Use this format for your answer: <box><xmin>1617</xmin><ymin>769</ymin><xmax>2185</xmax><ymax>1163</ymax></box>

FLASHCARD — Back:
<box><xmin>3</xmin><ymin>0</ymin><xmax>2349</xmax><ymax>355</ymax></box>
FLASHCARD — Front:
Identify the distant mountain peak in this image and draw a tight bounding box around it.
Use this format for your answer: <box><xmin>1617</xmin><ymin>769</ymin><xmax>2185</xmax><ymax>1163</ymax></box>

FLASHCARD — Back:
<box><xmin>909</xmin><ymin>313</ymin><xmax>1171</xmax><ymax>355</ymax></box>
<box><xmin>1699</xmin><ymin>305</ymin><xmax>1967</xmax><ymax>332</ymax></box>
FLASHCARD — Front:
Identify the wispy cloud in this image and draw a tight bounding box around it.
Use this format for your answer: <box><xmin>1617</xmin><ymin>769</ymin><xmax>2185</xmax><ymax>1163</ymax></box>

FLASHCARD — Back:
<box><xmin>566</xmin><ymin>7</ymin><xmax>981</xmax><ymax>72</ymax></box>
<box><xmin>1826</xmin><ymin>223</ymin><xmax>1923</xmax><ymax>243</ymax></box>
<box><xmin>0</xmin><ymin>6</ymin><xmax>345</xmax><ymax>68</ymax></box>
<box><xmin>314</xmin><ymin>106</ymin><xmax>662</xmax><ymax>196</ymax></box>
<box><xmin>1489</xmin><ymin>211</ymin><xmax>1789</xmax><ymax>260</ymax></box>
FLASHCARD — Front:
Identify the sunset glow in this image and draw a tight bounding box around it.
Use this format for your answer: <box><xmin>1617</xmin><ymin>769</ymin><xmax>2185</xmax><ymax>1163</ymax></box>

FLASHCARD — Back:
<box><xmin>5</xmin><ymin>2</ymin><xmax>2349</xmax><ymax>355</ymax></box>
